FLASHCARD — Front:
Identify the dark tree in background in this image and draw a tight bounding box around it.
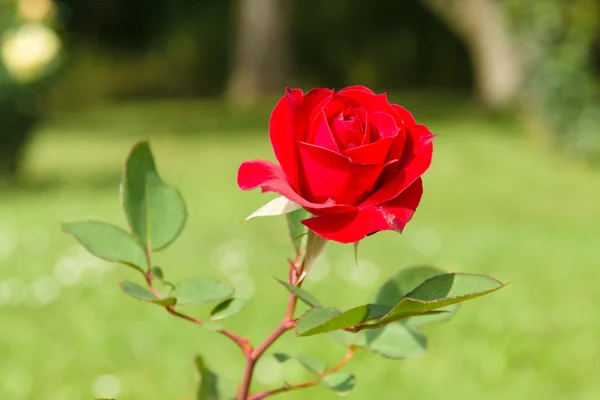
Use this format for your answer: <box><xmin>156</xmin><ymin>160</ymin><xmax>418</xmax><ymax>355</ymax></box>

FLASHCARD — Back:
<box><xmin>421</xmin><ymin>0</ymin><xmax>523</xmax><ymax>110</ymax></box>
<box><xmin>227</xmin><ymin>0</ymin><xmax>291</xmax><ymax>104</ymax></box>
<box><xmin>290</xmin><ymin>0</ymin><xmax>472</xmax><ymax>93</ymax></box>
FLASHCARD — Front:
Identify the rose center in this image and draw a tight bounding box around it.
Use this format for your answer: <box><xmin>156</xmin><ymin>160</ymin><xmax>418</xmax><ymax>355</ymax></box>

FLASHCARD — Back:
<box><xmin>330</xmin><ymin>108</ymin><xmax>365</xmax><ymax>150</ymax></box>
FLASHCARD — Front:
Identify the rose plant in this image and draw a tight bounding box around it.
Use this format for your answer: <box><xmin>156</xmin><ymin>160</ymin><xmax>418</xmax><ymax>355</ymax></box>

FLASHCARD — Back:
<box><xmin>238</xmin><ymin>86</ymin><xmax>432</xmax><ymax>244</ymax></box>
<box><xmin>63</xmin><ymin>86</ymin><xmax>506</xmax><ymax>399</ymax></box>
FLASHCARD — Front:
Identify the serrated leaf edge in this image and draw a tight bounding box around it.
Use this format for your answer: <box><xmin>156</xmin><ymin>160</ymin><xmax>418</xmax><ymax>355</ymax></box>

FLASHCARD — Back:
<box><xmin>119</xmin><ymin>281</ymin><xmax>177</xmax><ymax>306</ymax></box>
<box><xmin>295</xmin><ymin>307</ymin><xmax>340</xmax><ymax>337</ymax></box>
<box><xmin>298</xmin><ymin>304</ymin><xmax>390</xmax><ymax>337</ymax></box>
<box><xmin>275</xmin><ymin>277</ymin><xmax>322</xmax><ymax>307</ymax></box>
<box><xmin>381</xmin><ymin>274</ymin><xmax>508</xmax><ymax>322</ymax></box>
<box><xmin>297</xmin><ymin>274</ymin><xmax>507</xmax><ymax>336</ymax></box>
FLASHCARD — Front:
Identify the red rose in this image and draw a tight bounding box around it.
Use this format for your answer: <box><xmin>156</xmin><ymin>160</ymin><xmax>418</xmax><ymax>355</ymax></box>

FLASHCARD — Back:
<box><xmin>237</xmin><ymin>86</ymin><xmax>434</xmax><ymax>244</ymax></box>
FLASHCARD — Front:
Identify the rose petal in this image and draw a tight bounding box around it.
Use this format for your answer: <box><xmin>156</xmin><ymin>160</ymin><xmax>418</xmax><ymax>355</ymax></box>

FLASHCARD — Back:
<box><xmin>385</xmin><ymin>127</ymin><xmax>407</xmax><ymax>162</ymax></box>
<box><xmin>368</xmin><ymin>112</ymin><xmax>399</xmax><ymax>141</ymax></box>
<box><xmin>322</xmin><ymin>94</ymin><xmax>351</xmax><ymax>118</ymax></box>
<box><xmin>302</xmin><ymin>178</ymin><xmax>423</xmax><ymax>244</ymax></box>
<box><xmin>298</xmin><ymin>142</ymin><xmax>389</xmax><ymax>205</ymax></box>
<box><xmin>343</xmin><ymin>136</ymin><xmax>395</xmax><ymax>164</ymax></box>
<box><xmin>237</xmin><ymin>159</ymin><xmax>355</xmax><ymax>213</ymax></box>
<box><xmin>306</xmin><ymin>109</ymin><xmax>340</xmax><ymax>152</ymax></box>
<box><xmin>376</xmin><ymin>157</ymin><xmax>401</xmax><ymax>187</ymax></box>
<box><xmin>341</xmin><ymin>111</ymin><xmax>399</xmax><ymax>164</ymax></box>
<box><xmin>340</xmin><ymin>85</ymin><xmax>375</xmax><ymax>94</ymax></box>
<box><xmin>390</xmin><ymin>103</ymin><xmax>417</xmax><ymax>130</ymax></box>
<box><xmin>305</xmin><ymin>88</ymin><xmax>335</xmax><ymax>125</ymax></box>
<box><xmin>385</xmin><ymin>103</ymin><xmax>416</xmax><ymax>164</ymax></box>
<box><xmin>269</xmin><ymin>88</ymin><xmax>333</xmax><ymax>189</ymax></box>
<box><xmin>361</xmin><ymin>124</ymin><xmax>434</xmax><ymax>207</ymax></box>
<box><xmin>329</xmin><ymin>110</ymin><xmax>366</xmax><ymax>150</ymax></box>
<box><xmin>337</xmin><ymin>89</ymin><xmax>390</xmax><ymax>112</ymax></box>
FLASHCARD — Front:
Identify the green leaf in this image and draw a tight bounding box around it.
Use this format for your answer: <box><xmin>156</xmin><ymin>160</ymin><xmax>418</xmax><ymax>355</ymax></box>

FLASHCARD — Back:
<box><xmin>170</xmin><ymin>279</ymin><xmax>234</xmax><ymax>305</ymax></box>
<box><xmin>300</xmin><ymin>229</ymin><xmax>328</xmax><ymax>282</ymax></box>
<box><xmin>286</xmin><ymin>208</ymin><xmax>307</xmax><ymax>253</ymax></box>
<box><xmin>152</xmin><ymin>266</ymin><xmax>164</xmax><ymax>279</ymax></box>
<box><xmin>297</xmin><ymin>304</ymin><xmax>390</xmax><ymax>337</ymax></box>
<box><xmin>119</xmin><ymin>281</ymin><xmax>176</xmax><ymax>306</ymax></box>
<box><xmin>151</xmin><ymin>266</ymin><xmax>175</xmax><ymax>288</ymax></box>
<box><xmin>320</xmin><ymin>372</ymin><xmax>356</xmax><ymax>395</ymax></box>
<box><xmin>121</xmin><ymin>141</ymin><xmax>187</xmax><ymax>252</ymax></box>
<box><xmin>365</xmin><ymin>323</ymin><xmax>427</xmax><ymax>359</ymax></box>
<box><xmin>210</xmin><ymin>298</ymin><xmax>250</xmax><ymax>321</ymax></box>
<box><xmin>273</xmin><ymin>353</ymin><xmax>327</xmax><ymax>375</ymax></box>
<box><xmin>380</xmin><ymin>273</ymin><xmax>506</xmax><ymax>324</ymax></box>
<box><xmin>377</xmin><ymin>266</ymin><xmax>446</xmax><ymax>304</ymax></box>
<box><xmin>295</xmin><ymin>307</ymin><xmax>340</xmax><ymax>337</ymax></box>
<box><xmin>352</xmin><ymin>242</ymin><xmax>359</xmax><ymax>267</ymax></box>
<box><xmin>245</xmin><ymin>196</ymin><xmax>302</xmax><ymax>220</ymax></box>
<box><xmin>62</xmin><ymin>221</ymin><xmax>147</xmax><ymax>272</ymax></box>
<box><xmin>329</xmin><ymin>330</ymin><xmax>368</xmax><ymax>348</ymax></box>
<box><xmin>297</xmin><ymin>273</ymin><xmax>504</xmax><ymax>337</ymax></box>
<box><xmin>275</xmin><ymin>278</ymin><xmax>321</xmax><ymax>307</ymax></box>
<box><xmin>194</xmin><ymin>355</ymin><xmax>236</xmax><ymax>400</ymax></box>
<box><xmin>377</xmin><ymin>266</ymin><xmax>456</xmax><ymax>326</ymax></box>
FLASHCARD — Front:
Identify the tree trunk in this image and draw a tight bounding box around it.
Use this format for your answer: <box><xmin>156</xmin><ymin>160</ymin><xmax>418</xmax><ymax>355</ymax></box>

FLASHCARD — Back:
<box><xmin>0</xmin><ymin>96</ymin><xmax>38</xmax><ymax>183</ymax></box>
<box><xmin>228</xmin><ymin>0</ymin><xmax>291</xmax><ymax>104</ymax></box>
<box><xmin>421</xmin><ymin>0</ymin><xmax>523</xmax><ymax>110</ymax></box>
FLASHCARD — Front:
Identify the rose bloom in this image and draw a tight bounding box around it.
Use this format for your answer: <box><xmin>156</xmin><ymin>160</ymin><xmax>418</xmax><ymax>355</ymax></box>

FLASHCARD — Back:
<box><xmin>238</xmin><ymin>86</ymin><xmax>434</xmax><ymax>244</ymax></box>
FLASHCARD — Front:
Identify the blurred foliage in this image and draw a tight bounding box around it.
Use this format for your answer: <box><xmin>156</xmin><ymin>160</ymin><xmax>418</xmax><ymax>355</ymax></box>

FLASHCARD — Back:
<box><xmin>50</xmin><ymin>0</ymin><xmax>233</xmax><ymax>103</ymax></box>
<box><xmin>0</xmin><ymin>0</ymin><xmax>61</xmax><ymax>180</ymax></box>
<box><xmin>505</xmin><ymin>0</ymin><xmax>600</xmax><ymax>159</ymax></box>
<box><xmin>48</xmin><ymin>0</ymin><xmax>472</xmax><ymax>106</ymax></box>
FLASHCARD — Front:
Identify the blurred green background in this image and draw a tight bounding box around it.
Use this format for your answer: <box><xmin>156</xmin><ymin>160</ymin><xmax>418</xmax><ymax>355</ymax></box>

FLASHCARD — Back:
<box><xmin>1</xmin><ymin>0</ymin><xmax>600</xmax><ymax>399</ymax></box>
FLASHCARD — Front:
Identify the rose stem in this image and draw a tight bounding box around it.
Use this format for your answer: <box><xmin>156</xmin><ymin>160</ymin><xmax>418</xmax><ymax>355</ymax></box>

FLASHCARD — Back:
<box><xmin>237</xmin><ymin>253</ymin><xmax>302</xmax><ymax>400</ymax></box>
<box><xmin>142</xmin><ymin>247</ymin><xmax>250</xmax><ymax>355</ymax></box>
<box><xmin>247</xmin><ymin>348</ymin><xmax>356</xmax><ymax>400</ymax></box>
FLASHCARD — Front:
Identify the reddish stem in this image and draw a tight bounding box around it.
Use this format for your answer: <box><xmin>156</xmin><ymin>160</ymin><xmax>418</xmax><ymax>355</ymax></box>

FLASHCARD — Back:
<box><xmin>329</xmin><ymin>347</ymin><xmax>356</xmax><ymax>373</ymax></box>
<box><xmin>237</xmin><ymin>281</ymin><xmax>299</xmax><ymax>399</ymax></box>
<box><xmin>144</xmin><ymin>243</ymin><xmax>332</xmax><ymax>400</ymax></box>
<box><xmin>144</xmin><ymin>267</ymin><xmax>251</xmax><ymax>356</ymax></box>
<box><xmin>248</xmin><ymin>380</ymin><xmax>318</xmax><ymax>400</ymax></box>
<box><xmin>247</xmin><ymin>348</ymin><xmax>356</xmax><ymax>400</ymax></box>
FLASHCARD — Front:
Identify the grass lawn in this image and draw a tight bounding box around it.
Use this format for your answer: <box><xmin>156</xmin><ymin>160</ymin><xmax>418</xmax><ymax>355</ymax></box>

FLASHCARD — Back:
<box><xmin>1</xmin><ymin>99</ymin><xmax>599</xmax><ymax>400</ymax></box>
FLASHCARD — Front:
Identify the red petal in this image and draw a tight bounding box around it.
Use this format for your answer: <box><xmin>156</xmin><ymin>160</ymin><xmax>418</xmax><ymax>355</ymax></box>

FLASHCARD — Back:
<box><xmin>385</xmin><ymin>127</ymin><xmax>407</xmax><ymax>162</ymax></box>
<box><xmin>306</xmin><ymin>109</ymin><xmax>340</xmax><ymax>152</ymax></box>
<box><xmin>378</xmin><ymin>104</ymin><xmax>413</xmax><ymax>162</ymax></box>
<box><xmin>298</xmin><ymin>142</ymin><xmax>388</xmax><ymax>205</ymax></box>
<box><xmin>302</xmin><ymin>179</ymin><xmax>423</xmax><ymax>244</ymax></box>
<box><xmin>305</xmin><ymin>88</ymin><xmax>335</xmax><ymax>124</ymax></box>
<box><xmin>269</xmin><ymin>88</ymin><xmax>333</xmax><ymax>189</ymax></box>
<box><xmin>237</xmin><ymin>159</ymin><xmax>355</xmax><ymax>212</ymax></box>
<box><xmin>343</xmin><ymin>137</ymin><xmax>395</xmax><ymax>164</ymax></box>
<box><xmin>341</xmin><ymin>111</ymin><xmax>399</xmax><ymax>164</ymax></box>
<box><xmin>339</xmin><ymin>85</ymin><xmax>375</xmax><ymax>94</ymax></box>
<box><xmin>390</xmin><ymin>103</ymin><xmax>417</xmax><ymax>130</ymax></box>
<box><xmin>337</xmin><ymin>90</ymin><xmax>390</xmax><ymax>112</ymax></box>
<box><xmin>368</xmin><ymin>112</ymin><xmax>399</xmax><ymax>140</ymax></box>
<box><xmin>361</xmin><ymin>124</ymin><xmax>433</xmax><ymax>207</ymax></box>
